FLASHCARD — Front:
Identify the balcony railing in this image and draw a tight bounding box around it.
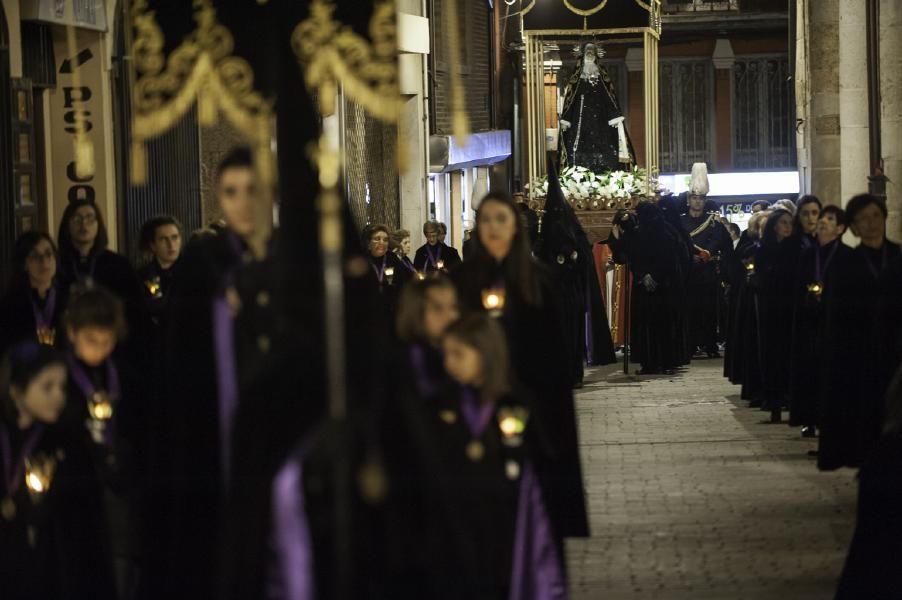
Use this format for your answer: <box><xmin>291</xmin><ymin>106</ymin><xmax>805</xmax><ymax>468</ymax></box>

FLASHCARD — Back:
<box><xmin>663</xmin><ymin>0</ymin><xmax>740</xmax><ymax>13</ymax></box>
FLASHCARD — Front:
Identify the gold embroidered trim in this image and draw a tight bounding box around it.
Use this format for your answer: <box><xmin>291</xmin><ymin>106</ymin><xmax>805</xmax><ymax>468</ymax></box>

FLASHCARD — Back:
<box><xmin>291</xmin><ymin>0</ymin><xmax>402</xmax><ymax>124</ymax></box>
<box><xmin>129</xmin><ymin>0</ymin><xmax>274</xmax><ymax>188</ymax></box>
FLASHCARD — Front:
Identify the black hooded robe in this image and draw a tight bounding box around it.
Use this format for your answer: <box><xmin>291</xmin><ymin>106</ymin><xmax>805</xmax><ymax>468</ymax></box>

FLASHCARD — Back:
<box><xmin>788</xmin><ymin>239</ymin><xmax>853</xmax><ymax>428</ymax></box>
<box><xmin>609</xmin><ymin>205</ymin><xmax>687</xmax><ymax>373</ymax></box>
<box><xmin>819</xmin><ymin>241</ymin><xmax>902</xmax><ymax>470</ymax></box>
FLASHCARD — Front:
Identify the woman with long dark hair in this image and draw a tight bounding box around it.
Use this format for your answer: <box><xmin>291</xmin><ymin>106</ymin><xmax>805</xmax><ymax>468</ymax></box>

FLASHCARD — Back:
<box><xmin>56</xmin><ymin>200</ymin><xmax>143</xmax><ymax>349</ymax></box>
<box><xmin>452</xmin><ymin>191</ymin><xmax>589</xmax><ymax>542</ymax></box>
<box><xmin>0</xmin><ymin>232</ymin><xmax>66</xmax><ymax>358</ymax></box>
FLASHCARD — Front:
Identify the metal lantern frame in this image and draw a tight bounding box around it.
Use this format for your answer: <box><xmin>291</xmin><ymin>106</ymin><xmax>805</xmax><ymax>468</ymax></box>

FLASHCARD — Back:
<box><xmin>522</xmin><ymin>1</ymin><xmax>662</xmax><ymax>200</ymax></box>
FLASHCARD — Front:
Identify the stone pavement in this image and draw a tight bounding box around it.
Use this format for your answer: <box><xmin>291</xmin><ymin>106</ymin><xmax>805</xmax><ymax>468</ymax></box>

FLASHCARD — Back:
<box><xmin>566</xmin><ymin>358</ymin><xmax>858</xmax><ymax>600</ymax></box>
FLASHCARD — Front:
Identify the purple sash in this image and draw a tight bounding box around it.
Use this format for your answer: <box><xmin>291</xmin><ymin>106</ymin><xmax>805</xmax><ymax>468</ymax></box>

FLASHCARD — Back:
<box><xmin>213</xmin><ymin>230</ymin><xmax>245</xmax><ymax>487</ymax></box>
<box><xmin>30</xmin><ymin>286</ymin><xmax>57</xmax><ymax>331</ymax></box>
<box><xmin>213</xmin><ymin>295</ymin><xmax>239</xmax><ymax>487</ymax></box>
<box><xmin>410</xmin><ymin>344</ymin><xmax>439</xmax><ymax>397</ymax></box>
<box><xmin>509</xmin><ymin>462</ymin><xmax>567</xmax><ymax>600</ymax></box>
<box><xmin>0</xmin><ymin>423</ymin><xmax>45</xmax><ymax>498</ymax></box>
<box><xmin>460</xmin><ymin>387</ymin><xmax>494</xmax><ymax>437</ymax></box>
<box><xmin>400</xmin><ymin>256</ymin><xmax>417</xmax><ymax>274</ymax></box>
<box><xmin>268</xmin><ymin>447</ymin><xmax>315</xmax><ymax>600</ymax></box>
<box><xmin>426</xmin><ymin>244</ymin><xmax>443</xmax><ymax>269</ymax></box>
<box><xmin>370</xmin><ymin>255</ymin><xmax>387</xmax><ymax>283</ymax></box>
<box><xmin>66</xmin><ymin>352</ymin><xmax>119</xmax><ymax>447</ymax></box>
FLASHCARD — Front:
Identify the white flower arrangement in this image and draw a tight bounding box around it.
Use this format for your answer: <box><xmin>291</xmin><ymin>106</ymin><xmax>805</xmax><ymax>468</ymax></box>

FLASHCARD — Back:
<box><xmin>526</xmin><ymin>165</ymin><xmax>662</xmax><ymax>209</ymax></box>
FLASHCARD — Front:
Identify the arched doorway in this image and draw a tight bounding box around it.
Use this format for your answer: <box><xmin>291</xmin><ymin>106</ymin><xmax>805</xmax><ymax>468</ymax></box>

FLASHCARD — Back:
<box><xmin>0</xmin><ymin>5</ymin><xmax>16</xmax><ymax>293</ymax></box>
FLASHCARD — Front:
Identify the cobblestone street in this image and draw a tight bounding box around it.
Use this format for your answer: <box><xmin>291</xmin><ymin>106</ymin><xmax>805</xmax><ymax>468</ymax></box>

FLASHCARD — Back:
<box><xmin>566</xmin><ymin>359</ymin><xmax>858</xmax><ymax>600</ymax></box>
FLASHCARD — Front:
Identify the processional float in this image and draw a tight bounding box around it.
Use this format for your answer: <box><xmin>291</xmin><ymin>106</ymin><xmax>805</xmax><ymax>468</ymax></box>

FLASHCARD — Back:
<box><xmin>518</xmin><ymin>0</ymin><xmax>662</xmax><ymax>356</ymax></box>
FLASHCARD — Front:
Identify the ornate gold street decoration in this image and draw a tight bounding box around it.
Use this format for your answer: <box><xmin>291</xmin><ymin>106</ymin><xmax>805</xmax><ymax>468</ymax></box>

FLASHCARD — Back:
<box><xmin>292</xmin><ymin>0</ymin><xmax>401</xmax><ymax>123</ymax></box>
<box><xmin>129</xmin><ymin>0</ymin><xmax>274</xmax><ymax>190</ymax></box>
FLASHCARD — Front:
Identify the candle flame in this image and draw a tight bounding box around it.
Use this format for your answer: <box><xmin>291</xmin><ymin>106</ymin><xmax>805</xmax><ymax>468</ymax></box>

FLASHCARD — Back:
<box><xmin>26</xmin><ymin>472</ymin><xmax>45</xmax><ymax>493</ymax></box>
<box><xmin>499</xmin><ymin>416</ymin><xmax>523</xmax><ymax>437</ymax></box>
<box><xmin>90</xmin><ymin>400</ymin><xmax>113</xmax><ymax>421</ymax></box>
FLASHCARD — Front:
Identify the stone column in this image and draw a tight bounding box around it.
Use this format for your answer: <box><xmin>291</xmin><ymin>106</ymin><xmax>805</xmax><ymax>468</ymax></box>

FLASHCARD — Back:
<box><xmin>397</xmin><ymin>7</ymin><xmax>431</xmax><ymax>249</ymax></box>
<box><xmin>807</xmin><ymin>0</ymin><xmax>841</xmax><ymax>205</ymax></box>
<box><xmin>881</xmin><ymin>0</ymin><xmax>902</xmax><ymax>241</ymax></box>
<box><xmin>839</xmin><ymin>0</ymin><xmax>870</xmax><ymax>204</ymax></box>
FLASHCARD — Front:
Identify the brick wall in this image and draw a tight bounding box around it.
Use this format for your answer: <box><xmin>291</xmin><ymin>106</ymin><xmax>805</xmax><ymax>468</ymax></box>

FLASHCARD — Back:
<box><xmin>432</xmin><ymin>0</ymin><xmax>493</xmax><ymax>134</ymax></box>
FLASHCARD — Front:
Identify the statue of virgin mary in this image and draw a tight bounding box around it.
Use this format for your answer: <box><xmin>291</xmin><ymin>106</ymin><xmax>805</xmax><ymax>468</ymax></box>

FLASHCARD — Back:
<box><xmin>559</xmin><ymin>43</ymin><xmax>635</xmax><ymax>174</ymax></box>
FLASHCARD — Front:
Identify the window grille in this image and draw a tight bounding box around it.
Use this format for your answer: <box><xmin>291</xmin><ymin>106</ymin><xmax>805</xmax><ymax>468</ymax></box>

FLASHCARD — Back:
<box><xmin>663</xmin><ymin>0</ymin><xmax>739</xmax><ymax>12</ymax></box>
<box><xmin>732</xmin><ymin>57</ymin><xmax>795</xmax><ymax>170</ymax></box>
<box><xmin>659</xmin><ymin>60</ymin><xmax>713</xmax><ymax>173</ymax></box>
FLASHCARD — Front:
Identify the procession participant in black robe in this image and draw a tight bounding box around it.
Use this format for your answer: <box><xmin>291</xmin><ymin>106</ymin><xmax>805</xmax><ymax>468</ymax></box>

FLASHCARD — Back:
<box><xmin>137</xmin><ymin>216</ymin><xmax>182</xmax><ymax>330</ymax></box>
<box><xmin>60</xmin><ymin>286</ymin><xmax>145</xmax><ymax>599</ymax></box>
<box><xmin>56</xmin><ymin>200</ymin><xmax>143</xmax><ymax>352</ymax></box>
<box><xmin>365</xmin><ymin>224</ymin><xmax>412</xmax><ymax>319</ymax></box>
<box><xmin>727</xmin><ymin>210</ymin><xmax>769</xmax><ymax>393</ymax></box>
<box><xmin>835</xmin><ymin>366</ymin><xmax>902</xmax><ymax>599</ymax></box>
<box><xmin>753</xmin><ymin>209</ymin><xmax>795</xmax><ymax>423</ymax></box>
<box><xmin>534</xmin><ymin>165</ymin><xmax>615</xmax><ymax>384</ymax></box>
<box><xmin>680</xmin><ymin>163</ymin><xmax>733</xmax><ymax>358</ymax></box>
<box><xmin>788</xmin><ymin>206</ymin><xmax>850</xmax><ymax>436</ymax></box>
<box><xmin>658</xmin><ymin>193</ymin><xmax>694</xmax><ymax>365</ymax></box>
<box><xmin>452</xmin><ymin>191</ymin><xmax>589</xmax><ymax>539</ymax></box>
<box><xmin>609</xmin><ymin>202</ymin><xmax>687</xmax><ymax>375</ymax></box>
<box><xmin>819</xmin><ymin>194</ymin><xmax>901</xmax><ymax>471</ymax></box>
<box><xmin>427</xmin><ymin>314</ymin><xmax>567</xmax><ymax>599</ymax></box>
<box><xmin>374</xmin><ymin>277</ymin><xmax>467</xmax><ymax>595</ymax></box>
<box><xmin>391</xmin><ymin>228</ymin><xmax>418</xmax><ymax>277</ymax></box>
<box><xmin>154</xmin><ymin>147</ymin><xmax>261</xmax><ymax>598</ymax></box>
<box><xmin>0</xmin><ymin>233</ymin><xmax>66</xmax><ymax>358</ymax></box>
<box><xmin>722</xmin><ymin>223</ymin><xmax>757</xmax><ymax>383</ymax></box>
<box><xmin>0</xmin><ymin>342</ymin><xmax>115</xmax><ymax>600</ymax></box>
<box><xmin>414</xmin><ymin>220</ymin><xmax>462</xmax><ymax>275</ymax></box>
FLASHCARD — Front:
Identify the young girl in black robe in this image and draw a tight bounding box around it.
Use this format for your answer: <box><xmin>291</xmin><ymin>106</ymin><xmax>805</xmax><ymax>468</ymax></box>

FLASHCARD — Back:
<box><xmin>452</xmin><ymin>191</ymin><xmax>589</xmax><ymax>541</ymax></box>
<box><xmin>0</xmin><ymin>342</ymin><xmax>114</xmax><ymax>600</ymax></box>
<box><xmin>0</xmin><ymin>232</ymin><xmax>67</xmax><ymax>357</ymax></box>
<box><xmin>432</xmin><ymin>314</ymin><xmax>565</xmax><ymax>599</ymax></box>
<box><xmin>61</xmin><ymin>287</ymin><xmax>144</xmax><ymax>599</ymax></box>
